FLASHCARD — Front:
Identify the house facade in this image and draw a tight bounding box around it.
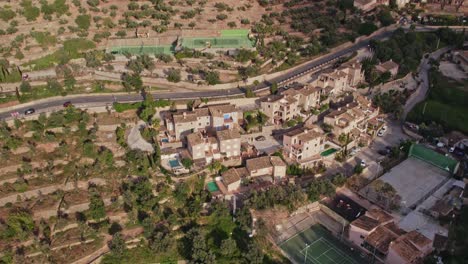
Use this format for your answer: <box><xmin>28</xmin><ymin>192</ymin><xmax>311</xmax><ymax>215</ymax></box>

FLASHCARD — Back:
<box><xmin>260</xmin><ymin>84</ymin><xmax>322</xmax><ymax>125</ymax></box>
<box><xmin>283</xmin><ymin>125</ymin><xmax>325</xmax><ymax>164</ymax></box>
<box><xmin>162</xmin><ymin>103</ymin><xmax>239</xmax><ymax>141</ymax></box>
<box><xmin>186</xmin><ymin>128</ymin><xmax>241</xmax><ymax>164</ymax></box>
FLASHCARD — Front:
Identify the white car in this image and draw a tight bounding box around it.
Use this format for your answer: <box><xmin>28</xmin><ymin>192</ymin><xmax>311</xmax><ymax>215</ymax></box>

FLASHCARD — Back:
<box><xmin>449</xmin><ymin>147</ymin><xmax>455</xmax><ymax>153</ymax></box>
<box><xmin>381</xmin><ymin>125</ymin><xmax>387</xmax><ymax>131</ymax></box>
<box><xmin>360</xmin><ymin>160</ymin><xmax>367</xmax><ymax>167</ymax></box>
<box><xmin>377</xmin><ymin>130</ymin><xmax>385</xmax><ymax>137</ymax></box>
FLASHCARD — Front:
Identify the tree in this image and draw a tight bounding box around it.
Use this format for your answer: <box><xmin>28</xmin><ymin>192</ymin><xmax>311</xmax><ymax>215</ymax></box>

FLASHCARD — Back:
<box><xmin>75</xmin><ymin>14</ymin><xmax>91</xmax><ymax>30</ymax></box>
<box><xmin>243</xmin><ymin>243</ymin><xmax>263</xmax><ymax>264</ymax></box>
<box><xmin>190</xmin><ymin>231</ymin><xmax>216</xmax><ymax>264</ymax></box>
<box><xmin>149</xmin><ymin>232</ymin><xmax>173</xmax><ymax>253</ymax></box>
<box><xmin>354</xmin><ymin>164</ymin><xmax>364</xmax><ymax>174</ymax></box>
<box><xmin>19</xmin><ymin>81</ymin><xmax>31</xmax><ymax>93</ymax></box>
<box><xmin>108</xmin><ymin>233</ymin><xmax>126</xmax><ymax>257</ymax></box>
<box><xmin>181</xmin><ymin>158</ymin><xmax>193</xmax><ymax>169</ymax></box>
<box><xmin>245</xmin><ymin>88</ymin><xmax>255</xmax><ymax>98</ymax></box>
<box><xmin>378</xmin><ymin>10</ymin><xmax>395</xmax><ymax>27</ymax></box>
<box><xmin>121</xmin><ymin>72</ymin><xmax>143</xmax><ymax>91</ymax></box>
<box><xmin>166</xmin><ymin>68</ymin><xmax>181</xmax><ymax>82</ymax></box>
<box><xmin>270</xmin><ymin>82</ymin><xmax>278</xmax><ymax>95</ymax></box>
<box><xmin>220</xmin><ymin>238</ymin><xmax>237</xmax><ymax>257</ymax></box>
<box><xmin>88</xmin><ymin>190</ymin><xmax>106</xmax><ymax>221</ymax></box>
<box><xmin>138</xmin><ymin>95</ymin><xmax>156</xmax><ymax>122</ymax></box>
<box><xmin>205</xmin><ymin>71</ymin><xmax>220</xmax><ymax>85</ymax></box>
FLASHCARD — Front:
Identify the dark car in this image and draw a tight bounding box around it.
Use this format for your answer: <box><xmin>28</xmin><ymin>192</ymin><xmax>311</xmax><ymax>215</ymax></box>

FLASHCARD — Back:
<box><xmin>63</xmin><ymin>101</ymin><xmax>72</xmax><ymax>107</ymax></box>
<box><xmin>378</xmin><ymin>149</ymin><xmax>391</xmax><ymax>156</ymax></box>
<box><xmin>24</xmin><ymin>108</ymin><xmax>35</xmax><ymax>115</ymax></box>
<box><xmin>255</xmin><ymin>136</ymin><xmax>266</xmax><ymax>141</ymax></box>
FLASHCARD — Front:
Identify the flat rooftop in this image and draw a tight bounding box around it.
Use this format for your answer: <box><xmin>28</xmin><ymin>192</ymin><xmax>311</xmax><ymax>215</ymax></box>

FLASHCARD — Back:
<box><xmin>361</xmin><ymin>157</ymin><xmax>449</xmax><ymax>209</ymax></box>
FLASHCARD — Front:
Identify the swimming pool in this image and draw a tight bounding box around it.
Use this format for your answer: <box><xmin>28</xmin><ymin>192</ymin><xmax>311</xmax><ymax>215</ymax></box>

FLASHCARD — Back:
<box><xmin>169</xmin><ymin>159</ymin><xmax>181</xmax><ymax>168</ymax></box>
<box><xmin>321</xmin><ymin>148</ymin><xmax>338</xmax><ymax>157</ymax></box>
<box><xmin>207</xmin><ymin>181</ymin><xmax>219</xmax><ymax>192</ymax></box>
<box><xmin>161</xmin><ymin>138</ymin><xmax>169</xmax><ymax>143</ymax></box>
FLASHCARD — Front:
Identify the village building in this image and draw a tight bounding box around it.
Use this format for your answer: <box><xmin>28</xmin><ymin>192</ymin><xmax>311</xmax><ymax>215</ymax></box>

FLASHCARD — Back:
<box><xmin>162</xmin><ymin>103</ymin><xmax>239</xmax><ymax>142</ymax></box>
<box><xmin>260</xmin><ymin>84</ymin><xmax>322</xmax><ymax>125</ymax></box>
<box><xmin>323</xmin><ymin>95</ymin><xmax>379</xmax><ymax>137</ymax></box>
<box><xmin>245</xmin><ymin>156</ymin><xmax>287</xmax><ymax>181</ymax></box>
<box><xmin>186</xmin><ymin>128</ymin><xmax>241</xmax><ymax>164</ymax></box>
<box><xmin>375</xmin><ymin>60</ymin><xmax>400</xmax><ymax>77</ymax></box>
<box><xmin>348</xmin><ymin>208</ymin><xmax>433</xmax><ymax>263</ymax></box>
<box><xmin>283</xmin><ymin>125</ymin><xmax>325</xmax><ymax>166</ymax></box>
<box><xmin>311</xmin><ymin>62</ymin><xmax>365</xmax><ymax>95</ymax></box>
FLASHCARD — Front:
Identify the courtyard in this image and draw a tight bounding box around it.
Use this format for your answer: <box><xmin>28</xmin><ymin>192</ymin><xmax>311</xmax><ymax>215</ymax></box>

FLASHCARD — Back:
<box><xmin>360</xmin><ymin>157</ymin><xmax>449</xmax><ymax>210</ymax></box>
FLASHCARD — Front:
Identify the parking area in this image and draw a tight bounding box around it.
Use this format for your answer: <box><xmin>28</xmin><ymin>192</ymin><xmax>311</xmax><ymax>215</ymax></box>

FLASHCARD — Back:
<box><xmin>250</xmin><ymin>135</ymin><xmax>282</xmax><ymax>154</ymax></box>
<box><xmin>360</xmin><ymin>157</ymin><xmax>449</xmax><ymax>209</ymax></box>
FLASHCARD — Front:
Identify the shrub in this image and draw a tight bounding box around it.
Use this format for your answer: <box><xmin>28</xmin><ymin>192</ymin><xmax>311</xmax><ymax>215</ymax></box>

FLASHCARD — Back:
<box><xmin>166</xmin><ymin>68</ymin><xmax>181</xmax><ymax>83</ymax></box>
<box><xmin>75</xmin><ymin>14</ymin><xmax>91</xmax><ymax>30</ymax></box>
<box><xmin>216</xmin><ymin>14</ymin><xmax>227</xmax><ymax>20</ymax></box>
<box><xmin>0</xmin><ymin>8</ymin><xmax>16</xmax><ymax>22</ymax></box>
<box><xmin>21</xmin><ymin>0</ymin><xmax>40</xmax><ymax>21</ymax></box>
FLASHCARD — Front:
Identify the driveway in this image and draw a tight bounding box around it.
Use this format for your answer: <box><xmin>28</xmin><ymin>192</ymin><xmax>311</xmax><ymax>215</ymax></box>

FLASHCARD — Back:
<box><xmin>402</xmin><ymin>47</ymin><xmax>451</xmax><ymax>119</ymax></box>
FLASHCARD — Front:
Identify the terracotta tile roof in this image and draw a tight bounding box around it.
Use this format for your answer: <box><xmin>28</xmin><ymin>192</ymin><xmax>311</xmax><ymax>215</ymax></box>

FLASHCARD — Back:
<box><xmin>246</xmin><ymin>156</ymin><xmax>286</xmax><ymax>172</ymax></box>
<box><xmin>222</xmin><ymin>168</ymin><xmax>242</xmax><ymax>185</ymax></box>
<box><xmin>187</xmin><ymin>132</ymin><xmax>204</xmax><ymax>146</ymax></box>
<box><xmin>405</xmin><ymin>231</ymin><xmax>432</xmax><ymax>248</ymax></box>
<box><xmin>216</xmin><ymin>128</ymin><xmax>240</xmax><ymax>141</ymax></box>
<box><xmin>260</xmin><ymin>94</ymin><xmax>284</xmax><ymax>103</ymax></box>
<box><xmin>365</xmin><ymin>226</ymin><xmax>400</xmax><ymax>254</ymax></box>
<box><xmin>208</xmin><ymin>104</ymin><xmax>237</xmax><ymax>117</ymax></box>
<box><xmin>367</xmin><ymin>208</ymin><xmax>393</xmax><ymax>223</ymax></box>
<box><xmin>351</xmin><ymin>215</ymin><xmax>380</xmax><ymax>231</ymax></box>
<box><xmin>173</xmin><ymin>112</ymin><xmax>198</xmax><ymax>123</ymax></box>
<box><xmin>389</xmin><ymin>236</ymin><xmax>421</xmax><ymax>263</ymax></box>
<box><xmin>376</xmin><ymin>60</ymin><xmax>399</xmax><ymax>72</ymax></box>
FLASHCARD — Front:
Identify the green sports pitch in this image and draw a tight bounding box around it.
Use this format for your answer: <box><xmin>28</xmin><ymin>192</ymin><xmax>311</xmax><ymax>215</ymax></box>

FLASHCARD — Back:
<box><xmin>279</xmin><ymin>225</ymin><xmax>368</xmax><ymax>264</ymax></box>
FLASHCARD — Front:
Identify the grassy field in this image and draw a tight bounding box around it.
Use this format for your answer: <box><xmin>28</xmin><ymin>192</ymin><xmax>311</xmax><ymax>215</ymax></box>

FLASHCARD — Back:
<box><xmin>408</xmin><ymin>69</ymin><xmax>468</xmax><ymax>133</ymax></box>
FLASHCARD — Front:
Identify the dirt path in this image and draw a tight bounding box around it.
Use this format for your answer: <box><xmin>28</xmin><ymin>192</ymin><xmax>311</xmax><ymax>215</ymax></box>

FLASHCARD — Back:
<box><xmin>0</xmin><ymin>178</ymin><xmax>106</xmax><ymax>207</ymax></box>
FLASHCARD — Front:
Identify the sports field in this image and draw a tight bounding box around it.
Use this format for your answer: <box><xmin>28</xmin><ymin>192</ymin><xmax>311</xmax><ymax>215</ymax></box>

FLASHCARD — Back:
<box><xmin>279</xmin><ymin>225</ymin><xmax>367</xmax><ymax>264</ymax></box>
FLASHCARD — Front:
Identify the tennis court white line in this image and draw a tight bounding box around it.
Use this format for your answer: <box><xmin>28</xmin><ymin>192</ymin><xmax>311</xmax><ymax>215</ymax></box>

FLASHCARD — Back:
<box><xmin>300</xmin><ymin>237</ymin><xmax>324</xmax><ymax>253</ymax></box>
<box><xmin>320</xmin><ymin>238</ymin><xmax>359</xmax><ymax>264</ymax></box>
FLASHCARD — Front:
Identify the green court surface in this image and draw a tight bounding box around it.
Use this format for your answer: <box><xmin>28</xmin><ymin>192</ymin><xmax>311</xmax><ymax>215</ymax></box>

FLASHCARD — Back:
<box><xmin>109</xmin><ymin>45</ymin><xmax>173</xmax><ymax>55</ymax></box>
<box><xmin>220</xmin><ymin>29</ymin><xmax>250</xmax><ymax>37</ymax></box>
<box><xmin>409</xmin><ymin>144</ymin><xmax>458</xmax><ymax>174</ymax></box>
<box><xmin>279</xmin><ymin>225</ymin><xmax>367</xmax><ymax>264</ymax></box>
<box><xmin>181</xmin><ymin>36</ymin><xmax>255</xmax><ymax>49</ymax></box>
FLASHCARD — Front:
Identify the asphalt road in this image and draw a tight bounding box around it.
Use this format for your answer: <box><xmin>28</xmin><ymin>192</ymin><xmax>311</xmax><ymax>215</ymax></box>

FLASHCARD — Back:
<box><xmin>1</xmin><ymin>25</ymin><xmax>463</xmax><ymax>120</ymax></box>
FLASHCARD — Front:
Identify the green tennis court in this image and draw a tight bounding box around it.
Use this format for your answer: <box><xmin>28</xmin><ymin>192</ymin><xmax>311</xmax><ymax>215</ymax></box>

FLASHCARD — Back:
<box><xmin>279</xmin><ymin>225</ymin><xmax>367</xmax><ymax>264</ymax></box>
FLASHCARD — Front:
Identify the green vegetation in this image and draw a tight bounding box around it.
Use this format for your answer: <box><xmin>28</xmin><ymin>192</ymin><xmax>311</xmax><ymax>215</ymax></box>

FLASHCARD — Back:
<box><xmin>113</xmin><ymin>99</ymin><xmax>171</xmax><ymax>113</ymax></box>
<box><xmin>408</xmin><ymin>69</ymin><xmax>468</xmax><ymax>133</ymax></box>
<box><xmin>370</xmin><ymin>28</ymin><xmax>464</xmax><ymax>76</ymax></box>
<box><xmin>31</xmin><ymin>31</ymin><xmax>57</xmax><ymax>48</ymax></box>
<box><xmin>0</xmin><ymin>7</ymin><xmax>16</xmax><ymax>22</ymax></box>
<box><xmin>21</xmin><ymin>0</ymin><xmax>40</xmax><ymax>21</ymax></box>
<box><xmin>24</xmin><ymin>38</ymin><xmax>96</xmax><ymax>70</ymax></box>
<box><xmin>75</xmin><ymin>14</ymin><xmax>91</xmax><ymax>30</ymax></box>
<box><xmin>0</xmin><ymin>60</ymin><xmax>22</xmax><ymax>83</ymax></box>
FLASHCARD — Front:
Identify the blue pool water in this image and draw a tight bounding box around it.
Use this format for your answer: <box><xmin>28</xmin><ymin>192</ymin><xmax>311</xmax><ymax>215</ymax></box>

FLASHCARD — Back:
<box><xmin>169</xmin><ymin>159</ymin><xmax>181</xmax><ymax>168</ymax></box>
<box><xmin>161</xmin><ymin>138</ymin><xmax>169</xmax><ymax>143</ymax></box>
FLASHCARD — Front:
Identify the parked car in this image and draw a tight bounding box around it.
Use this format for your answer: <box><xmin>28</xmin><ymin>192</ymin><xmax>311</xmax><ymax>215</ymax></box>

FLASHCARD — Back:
<box><xmin>378</xmin><ymin>149</ymin><xmax>390</xmax><ymax>156</ymax></box>
<box><xmin>377</xmin><ymin>130</ymin><xmax>385</xmax><ymax>137</ymax></box>
<box><xmin>360</xmin><ymin>160</ymin><xmax>367</xmax><ymax>167</ymax></box>
<box><xmin>63</xmin><ymin>101</ymin><xmax>72</xmax><ymax>107</ymax></box>
<box><xmin>24</xmin><ymin>108</ymin><xmax>35</xmax><ymax>115</ymax></box>
<box><xmin>381</xmin><ymin>125</ymin><xmax>387</xmax><ymax>131</ymax></box>
<box><xmin>255</xmin><ymin>136</ymin><xmax>266</xmax><ymax>141</ymax></box>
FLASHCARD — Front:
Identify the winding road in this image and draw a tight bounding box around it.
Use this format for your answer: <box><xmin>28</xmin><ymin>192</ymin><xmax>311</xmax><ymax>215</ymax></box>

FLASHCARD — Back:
<box><xmin>0</xmin><ymin>26</ymin><xmax>465</xmax><ymax>120</ymax></box>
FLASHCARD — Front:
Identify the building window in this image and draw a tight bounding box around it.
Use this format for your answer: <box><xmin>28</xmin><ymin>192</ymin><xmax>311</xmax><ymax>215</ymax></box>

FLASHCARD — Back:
<box><xmin>360</xmin><ymin>235</ymin><xmax>365</xmax><ymax>239</ymax></box>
